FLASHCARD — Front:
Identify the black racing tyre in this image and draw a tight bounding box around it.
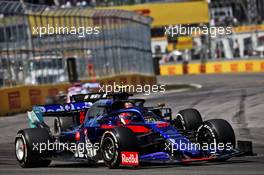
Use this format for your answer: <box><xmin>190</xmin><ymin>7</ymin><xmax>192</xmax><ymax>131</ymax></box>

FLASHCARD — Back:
<box><xmin>196</xmin><ymin>119</ymin><xmax>236</xmax><ymax>161</ymax></box>
<box><xmin>175</xmin><ymin>108</ymin><xmax>203</xmax><ymax>131</ymax></box>
<box><xmin>100</xmin><ymin>127</ymin><xmax>138</xmax><ymax>169</ymax></box>
<box><xmin>15</xmin><ymin>128</ymin><xmax>52</xmax><ymax>168</ymax></box>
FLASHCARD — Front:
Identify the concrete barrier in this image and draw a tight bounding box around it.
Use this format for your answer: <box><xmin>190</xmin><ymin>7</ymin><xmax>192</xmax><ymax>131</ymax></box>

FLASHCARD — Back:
<box><xmin>0</xmin><ymin>74</ymin><xmax>156</xmax><ymax>116</ymax></box>
<box><xmin>160</xmin><ymin>59</ymin><xmax>264</xmax><ymax>75</ymax></box>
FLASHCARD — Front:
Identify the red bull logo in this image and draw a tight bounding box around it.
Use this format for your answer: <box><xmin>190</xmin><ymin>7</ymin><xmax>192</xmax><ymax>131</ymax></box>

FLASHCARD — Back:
<box><xmin>121</xmin><ymin>152</ymin><xmax>139</xmax><ymax>166</ymax></box>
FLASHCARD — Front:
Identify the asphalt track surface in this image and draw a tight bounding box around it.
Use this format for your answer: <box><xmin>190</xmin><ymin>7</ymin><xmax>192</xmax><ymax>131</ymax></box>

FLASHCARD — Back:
<box><xmin>1</xmin><ymin>73</ymin><xmax>264</xmax><ymax>175</ymax></box>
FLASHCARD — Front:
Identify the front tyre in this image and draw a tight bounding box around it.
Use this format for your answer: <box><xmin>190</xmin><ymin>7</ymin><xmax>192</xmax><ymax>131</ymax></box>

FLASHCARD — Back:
<box><xmin>101</xmin><ymin>132</ymin><xmax>119</xmax><ymax>168</ymax></box>
<box><xmin>196</xmin><ymin>119</ymin><xmax>236</xmax><ymax>161</ymax></box>
<box><xmin>15</xmin><ymin>128</ymin><xmax>51</xmax><ymax>168</ymax></box>
<box><xmin>100</xmin><ymin>127</ymin><xmax>138</xmax><ymax>169</ymax></box>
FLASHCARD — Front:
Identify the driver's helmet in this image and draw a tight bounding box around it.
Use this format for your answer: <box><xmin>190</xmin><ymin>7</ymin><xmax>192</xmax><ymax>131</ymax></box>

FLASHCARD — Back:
<box><xmin>119</xmin><ymin>112</ymin><xmax>133</xmax><ymax>125</ymax></box>
<box><xmin>119</xmin><ymin>102</ymin><xmax>134</xmax><ymax>124</ymax></box>
<box><xmin>124</xmin><ymin>102</ymin><xmax>133</xmax><ymax>108</ymax></box>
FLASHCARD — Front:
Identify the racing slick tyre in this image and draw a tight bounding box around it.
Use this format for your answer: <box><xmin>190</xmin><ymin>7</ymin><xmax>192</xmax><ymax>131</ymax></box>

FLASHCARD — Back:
<box><xmin>100</xmin><ymin>127</ymin><xmax>138</xmax><ymax>169</ymax></box>
<box><xmin>175</xmin><ymin>108</ymin><xmax>203</xmax><ymax>131</ymax></box>
<box><xmin>15</xmin><ymin>128</ymin><xmax>52</xmax><ymax>168</ymax></box>
<box><xmin>196</xmin><ymin>119</ymin><xmax>236</xmax><ymax>161</ymax></box>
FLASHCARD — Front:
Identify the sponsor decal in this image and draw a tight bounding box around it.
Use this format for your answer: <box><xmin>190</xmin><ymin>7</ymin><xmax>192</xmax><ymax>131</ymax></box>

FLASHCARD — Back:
<box><xmin>167</xmin><ymin>66</ymin><xmax>176</xmax><ymax>75</ymax></box>
<box><xmin>8</xmin><ymin>91</ymin><xmax>21</xmax><ymax>110</ymax></box>
<box><xmin>214</xmin><ymin>64</ymin><xmax>222</xmax><ymax>73</ymax></box>
<box><xmin>230</xmin><ymin>64</ymin><xmax>238</xmax><ymax>72</ymax></box>
<box><xmin>29</xmin><ymin>89</ymin><xmax>41</xmax><ymax>105</ymax></box>
<box><xmin>121</xmin><ymin>152</ymin><xmax>139</xmax><ymax>166</ymax></box>
<box><xmin>39</xmin><ymin>102</ymin><xmax>91</xmax><ymax>113</ymax></box>
<box><xmin>260</xmin><ymin>62</ymin><xmax>264</xmax><ymax>71</ymax></box>
<box><xmin>245</xmin><ymin>62</ymin><xmax>253</xmax><ymax>71</ymax></box>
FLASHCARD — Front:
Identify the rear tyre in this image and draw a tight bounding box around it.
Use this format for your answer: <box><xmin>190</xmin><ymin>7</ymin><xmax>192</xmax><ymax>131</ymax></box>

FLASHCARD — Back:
<box><xmin>175</xmin><ymin>108</ymin><xmax>203</xmax><ymax>131</ymax></box>
<box><xmin>196</xmin><ymin>119</ymin><xmax>236</xmax><ymax>161</ymax></box>
<box><xmin>100</xmin><ymin>127</ymin><xmax>138</xmax><ymax>169</ymax></box>
<box><xmin>15</xmin><ymin>128</ymin><xmax>51</xmax><ymax>168</ymax></box>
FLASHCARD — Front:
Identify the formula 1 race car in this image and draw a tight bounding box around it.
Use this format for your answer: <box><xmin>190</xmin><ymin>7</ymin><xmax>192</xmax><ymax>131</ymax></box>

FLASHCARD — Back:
<box><xmin>15</xmin><ymin>92</ymin><xmax>250</xmax><ymax>168</ymax></box>
<box><xmin>45</xmin><ymin>82</ymin><xmax>100</xmax><ymax>104</ymax></box>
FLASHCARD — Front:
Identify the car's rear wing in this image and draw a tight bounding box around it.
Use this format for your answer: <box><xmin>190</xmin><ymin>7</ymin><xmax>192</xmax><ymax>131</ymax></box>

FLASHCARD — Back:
<box><xmin>71</xmin><ymin>93</ymin><xmax>108</xmax><ymax>103</ymax></box>
<box><xmin>28</xmin><ymin>102</ymin><xmax>92</xmax><ymax>128</ymax></box>
<box><xmin>39</xmin><ymin>102</ymin><xmax>92</xmax><ymax>116</ymax></box>
<box><xmin>71</xmin><ymin>92</ymin><xmax>133</xmax><ymax>103</ymax></box>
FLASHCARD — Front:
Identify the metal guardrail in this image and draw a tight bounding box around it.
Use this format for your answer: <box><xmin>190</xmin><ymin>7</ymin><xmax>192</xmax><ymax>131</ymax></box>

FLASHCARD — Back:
<box><xmin>0</xmin><ymin>1</ymin><xmax>154</xmax><ymax>87</ymax></box>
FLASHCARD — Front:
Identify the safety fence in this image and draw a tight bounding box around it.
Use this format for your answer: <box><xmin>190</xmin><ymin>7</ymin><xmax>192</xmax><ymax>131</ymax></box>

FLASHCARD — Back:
<box><xmin>0</xmin><ymin>1</ymin><xmax>153</xmax><ymax>87</ymax></box>
<box><xmin>160</xmin><ymin>59</ymin><xmax>264</xmax><ymax>75</ymax></box>
<box><xmin>0</xmin><ymin>74</ymin><xmax>156</xmax><ymax>116</ymax></box>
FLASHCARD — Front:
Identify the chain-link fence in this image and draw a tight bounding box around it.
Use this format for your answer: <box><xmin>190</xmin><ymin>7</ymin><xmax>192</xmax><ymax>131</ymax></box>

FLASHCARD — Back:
<box><xmin>0</xmin><ymin>1</ymin><xmax>153</xmax><ymax>87</ymax></box>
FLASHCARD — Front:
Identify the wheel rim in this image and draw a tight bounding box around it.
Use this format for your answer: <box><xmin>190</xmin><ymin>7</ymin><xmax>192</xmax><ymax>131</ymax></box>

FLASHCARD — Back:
<box><xmin>197</xmin><ymin>127</ymin><xmax>215</xmax><ymax>145</ymax></box>
<box><xmin>102</xmin><ymin>137</ymin><xmax>116</xmax><ymax>161</ymax></box>
<box><xmin>15</xmin><ymin>138</ymin><xmax>25</xmax><ymax>161</ymax></box>
<box><xmin>175</xmin><ymin>114</ymin><xmax>185</xmax><ymax>130</ymax></box>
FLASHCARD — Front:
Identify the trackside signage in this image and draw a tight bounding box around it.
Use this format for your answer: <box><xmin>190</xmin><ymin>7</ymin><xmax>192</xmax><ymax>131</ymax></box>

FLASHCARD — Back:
<box><xmin>121</xmin><ymin>152</ymin><xmax>139</xmax><ymax>166</ymax></box>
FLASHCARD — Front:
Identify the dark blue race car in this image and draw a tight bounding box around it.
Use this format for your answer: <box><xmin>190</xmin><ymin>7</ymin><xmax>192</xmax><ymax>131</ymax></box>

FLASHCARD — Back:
<box><xmin>15</xmin><ymin>92</ymin><xmax>247</xmax><ymax>168</ymax></box>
